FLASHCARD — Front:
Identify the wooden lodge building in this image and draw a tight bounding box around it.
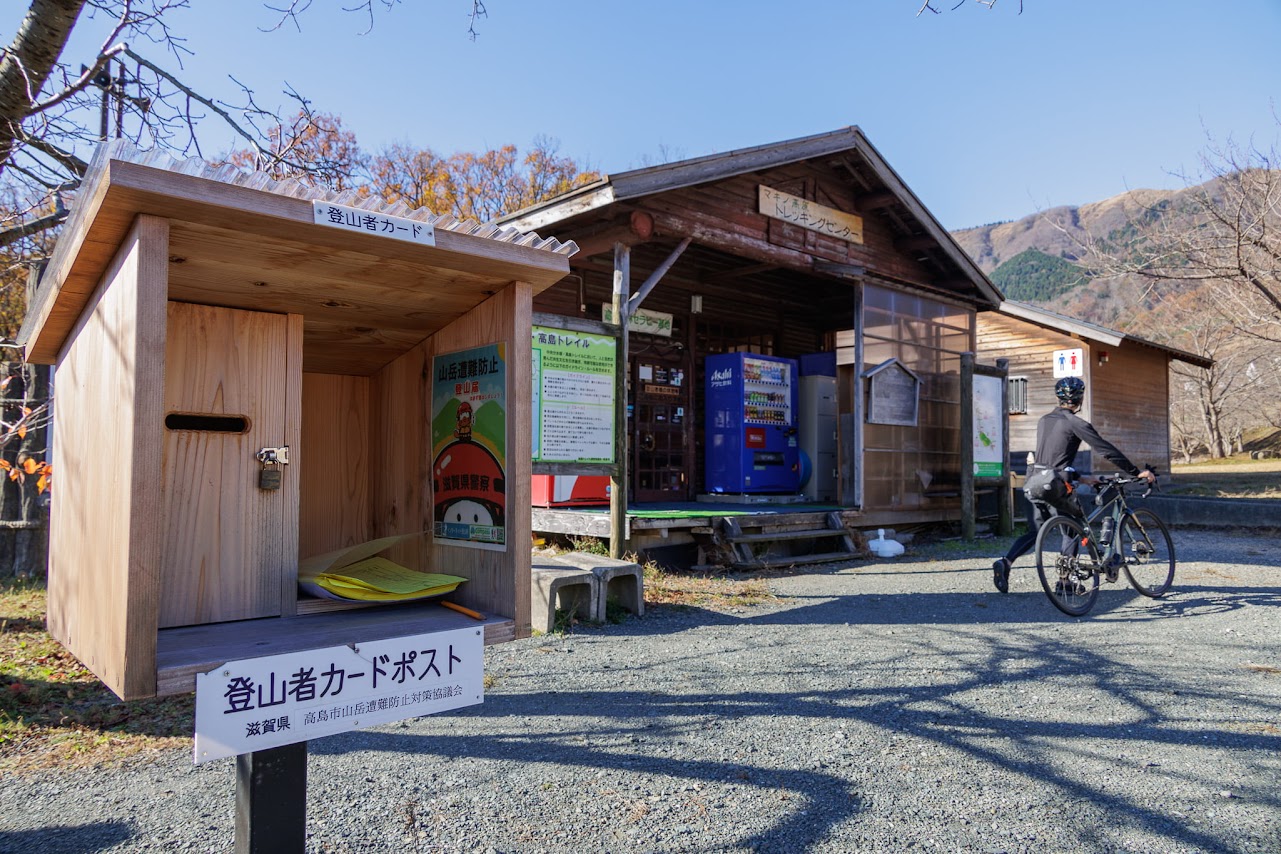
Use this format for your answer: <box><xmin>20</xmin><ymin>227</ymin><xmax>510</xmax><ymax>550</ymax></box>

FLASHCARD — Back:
<box><xmin>977</xmin><ymin>300</ymin><xmax>1212</xmax><ymax>477</ymax></box>
<box><xmin>501</xmin><ymin>126</ymin><xmax>1006</xmax><ymax>552</ymax></box>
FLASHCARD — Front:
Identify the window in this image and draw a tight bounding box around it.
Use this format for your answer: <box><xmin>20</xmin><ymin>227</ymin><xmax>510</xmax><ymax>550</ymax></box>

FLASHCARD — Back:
<box><xmin>1008</xmin><ymin>376</ymin><xmax>1028</xmax><ymax>415</ymax></box>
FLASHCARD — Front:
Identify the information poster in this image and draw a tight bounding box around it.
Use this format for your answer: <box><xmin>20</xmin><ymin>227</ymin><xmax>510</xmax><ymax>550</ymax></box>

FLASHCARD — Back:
<box><xmin>531</xmin><ymin>326</ymin><xmax>616</xmax><ymax>464</ymax></box>
<box><xmin>431</xmin><ymin>344</ymin><xmax>507</xmax><ymax>550</ymax></box>
<box><xmin>973</xmin><ymin>373</ymin><xmax>1005</xmax><ymax>477</ymax></box>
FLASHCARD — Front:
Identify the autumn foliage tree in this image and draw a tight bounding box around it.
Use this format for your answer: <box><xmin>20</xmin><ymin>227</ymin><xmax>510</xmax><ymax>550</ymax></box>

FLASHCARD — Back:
<box><xmin>369</xmin><ymin>135</ymin><xmax>599</xmax><ymax>222</ymax></box>
<box><xmin>225</xmin><ymin>111</ymin><xmax>368</xmax><ymax>193</ymax></box>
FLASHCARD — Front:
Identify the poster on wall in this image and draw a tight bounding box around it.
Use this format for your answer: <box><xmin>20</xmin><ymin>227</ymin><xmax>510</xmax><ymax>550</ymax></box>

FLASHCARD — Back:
<box><xmin>531</xmin><ymin>326</ymin><xmax>616</xmax><ymax>464</ymax></box>
<box><xmin>432</xmin><ymin>344</ymin><xmax>507</xmax><ymax>551</ymax></box>
<box><xmin>973</xmin><ymin>373</ymin><xmax>1005</xmax><ymax>478</ymax></box>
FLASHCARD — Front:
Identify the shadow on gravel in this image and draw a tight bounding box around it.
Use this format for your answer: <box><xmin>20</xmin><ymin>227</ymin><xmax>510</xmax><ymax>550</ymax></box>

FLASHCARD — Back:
<box><xmin>315</xmin><ymin>700</ymin><xmax>868</xmax><ymax>850</ymax></box>
<box><xmin>0</xmin><ymin>821</ymin><xmax>134</xmax><ymax>853</ymax></box>
<box><xmin>311</xmin><ymin>585</ymin><xmax>1281</xmax><ymax>852</ymax></box>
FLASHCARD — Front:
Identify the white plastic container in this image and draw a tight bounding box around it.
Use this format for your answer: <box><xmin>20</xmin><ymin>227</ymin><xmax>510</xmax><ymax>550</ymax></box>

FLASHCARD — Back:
<box><xmin>869</xmin><ymin>528</ymin><xmax>905</xmax><ymax>558</ymax></box>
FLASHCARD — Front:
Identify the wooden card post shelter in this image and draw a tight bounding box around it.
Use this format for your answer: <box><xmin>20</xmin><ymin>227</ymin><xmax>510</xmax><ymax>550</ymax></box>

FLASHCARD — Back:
<box><xmin>20</xmin><ymin>142</ymin><xmax>575</xmax><ymax>701</ymax></box>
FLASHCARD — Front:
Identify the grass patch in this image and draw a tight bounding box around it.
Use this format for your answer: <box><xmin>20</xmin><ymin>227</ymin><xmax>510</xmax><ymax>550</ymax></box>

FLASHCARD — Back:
<box><xmin>0</xmin><ymin>578</ymin><xmax>192</xmax><ymax>774</ymax></box>
<box><xmin>1168</xmin><ymin>458</ymin><xmax>1281</xmax><ymax>499</ymax></box>
<box><xmin>642</xmin><ymin>560</ymin><xmax>776</xmax><ymax>611</ymax></box>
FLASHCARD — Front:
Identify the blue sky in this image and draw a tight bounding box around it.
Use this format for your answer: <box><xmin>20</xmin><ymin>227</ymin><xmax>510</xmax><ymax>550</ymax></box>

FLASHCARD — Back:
<box><xmin>47</xmin><ymin>0</ymin><xmax>1281</xmax><ymax>230</ymax></box>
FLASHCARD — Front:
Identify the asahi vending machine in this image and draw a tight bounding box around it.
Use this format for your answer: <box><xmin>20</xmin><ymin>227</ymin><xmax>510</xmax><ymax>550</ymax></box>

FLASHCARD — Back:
<box><xmin>704</xmin><ymin>352</ymin><xmax>801</xmax><ymax>494</ymax></box>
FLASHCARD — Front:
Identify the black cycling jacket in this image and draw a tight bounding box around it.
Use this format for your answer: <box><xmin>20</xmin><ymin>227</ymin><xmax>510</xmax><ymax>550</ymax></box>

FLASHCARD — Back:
<box><xmin>1034</xmin><ymin>407</ymin><xmax>1141</xmax><ymax>475</ymax></box>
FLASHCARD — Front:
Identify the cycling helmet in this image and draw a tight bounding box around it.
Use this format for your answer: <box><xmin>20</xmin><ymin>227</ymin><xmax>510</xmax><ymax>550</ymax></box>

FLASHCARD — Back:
<box><xmin>1055</xmin><ymin>376</ymin><xmax>1085</xmax><ymax>405</ymax></box>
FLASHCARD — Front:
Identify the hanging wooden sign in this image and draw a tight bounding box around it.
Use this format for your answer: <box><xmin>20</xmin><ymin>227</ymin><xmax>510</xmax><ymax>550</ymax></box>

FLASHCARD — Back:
<box><xmin>759</xmin><ymin>185</ymin><xmax>864</xmax><ymax>245</ymax></box>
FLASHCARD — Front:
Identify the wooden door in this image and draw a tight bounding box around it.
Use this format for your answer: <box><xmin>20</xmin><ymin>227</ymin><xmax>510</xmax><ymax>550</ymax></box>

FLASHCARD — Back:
<box><xmin>160</xmin><ymin>302</ymin><xmax>295</xmax><ymax>628</ymax></box>
<box><xmin>632</xmin><ymin>353</ymin><xmax>693</xmax><ymax>503</ymax></box>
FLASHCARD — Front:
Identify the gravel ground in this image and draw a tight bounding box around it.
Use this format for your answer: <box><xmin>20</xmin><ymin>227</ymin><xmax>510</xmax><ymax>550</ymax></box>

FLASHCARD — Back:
<box><xmin>2</xmin><ymin>527</ymin><xmax>1280</xmax><ymax>853</ymax></box>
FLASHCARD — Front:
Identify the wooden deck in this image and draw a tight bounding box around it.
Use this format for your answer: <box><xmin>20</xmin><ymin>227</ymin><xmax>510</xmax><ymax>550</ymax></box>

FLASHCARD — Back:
<box><xmin>532</xmin><ymin>501</ymin><xmax>871</xmax><ymax>568</ymax></box>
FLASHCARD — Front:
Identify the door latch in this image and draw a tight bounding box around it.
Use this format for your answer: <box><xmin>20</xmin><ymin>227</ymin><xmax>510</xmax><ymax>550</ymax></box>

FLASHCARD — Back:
<box><xmin>256</xmin><ymin>446</ymin><xmax>290</xmax><ymax>491</ymax></box>
<box><xmin>255</xmin><ymin>447</ymin><xmax>290</xmax><ymax>466</ymax></box>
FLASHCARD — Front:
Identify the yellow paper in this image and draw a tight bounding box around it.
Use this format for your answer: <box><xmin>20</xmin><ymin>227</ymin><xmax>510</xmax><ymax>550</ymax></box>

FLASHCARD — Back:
<box><xmin>302</xmin><ymin>556</ymin><xmax>466</xmax><ymax>602</ymax></box>
<box><xmin>318</xmin><ymin>557</ymin><xmax>464</xmax><ymax>594</ymax></box>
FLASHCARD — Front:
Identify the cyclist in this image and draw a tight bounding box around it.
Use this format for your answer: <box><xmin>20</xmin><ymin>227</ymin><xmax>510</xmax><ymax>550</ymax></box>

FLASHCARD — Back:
<box><xmin>992</xmin><ymin>376</ymin><xmax>1155</xmax><ymax>593</ymax></box>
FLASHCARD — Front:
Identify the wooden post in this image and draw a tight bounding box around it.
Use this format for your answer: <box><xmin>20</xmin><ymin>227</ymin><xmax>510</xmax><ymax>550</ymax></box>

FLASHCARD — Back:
<box><xmin>960</xmin><ymin>352</ymin><xmax>975</xmax><ymax>541</ymax></box>
<box><xmin>609</xmin><ymin>244</ymin><xmax>630</xmax><ymax>559</ymax></box>
<box><xmin>852</xmin><ymin>278</ymin><xmax>865</xmax><ymax>509</ymax></box>
<box><xmin>996</xmin><ymin>357</ymin><xmax>1013</xmax><ymax>536</ymax></box>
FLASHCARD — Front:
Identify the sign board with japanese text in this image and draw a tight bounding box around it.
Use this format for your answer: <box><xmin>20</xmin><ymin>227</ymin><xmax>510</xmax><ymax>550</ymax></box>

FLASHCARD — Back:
<box><xmin>531</xmin><ymin>326</ymin><xmax>616</xmax><ymax>464</ymax></box>
<box><xmin>600</xmin><ymin>303</ymin><xmax>673</xmax><ymax>338</ymax></box>
<box><xmin>432</xmin><ymin>344</ymin><xmax>508</xmax><ymax>551</ymax></box>
<box><xmin>864</xmin><ymin>359</ymin><xmax>919</xmax><ymax>426</ymax></box>
<box><xmin>193</xmin><ymin>627</ymin><xmax>483</xmax><ymax>764</ymax></box>
<box><xmin>972</xmin><ymin>373</ymin><xmax>1005</xmax><ymax>478</ymax></box>
<box><xmin>759</xmin><ymin>185</ymin><xmax>864</xmax><ymax>245</ymax></box>
<box><xmin>312</xmin><ymin>200</ymin><xmax>435</xmax><ymax>246</ymax></box>
<box><xmin>1052</xmin><ymin>347</ymin><xmax>1085</xmax><ymax>378</ymax></box>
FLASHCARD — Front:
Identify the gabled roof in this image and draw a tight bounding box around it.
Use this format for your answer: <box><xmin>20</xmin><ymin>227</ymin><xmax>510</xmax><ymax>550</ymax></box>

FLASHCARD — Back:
<box><xmin>995</xmin><ymin>300</ymin><xmax>1213</xmax><ymax>369</ymax></box>
<box><xmin>21</xmin><ymin>141</ymin><xmax>575</xmax><ymax>371</ymax></box>
<box><xmin>500</xmin><ymin>126</ymin><xmax>1003</xmax><ymax>308</ymax></box>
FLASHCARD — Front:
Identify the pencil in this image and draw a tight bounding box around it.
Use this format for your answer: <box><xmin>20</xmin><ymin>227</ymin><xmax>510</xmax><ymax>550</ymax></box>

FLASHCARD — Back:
<box><xmin>441</xmin><ymin>600</ymin><xmax>485</xmax><ymax>620</ymax></box>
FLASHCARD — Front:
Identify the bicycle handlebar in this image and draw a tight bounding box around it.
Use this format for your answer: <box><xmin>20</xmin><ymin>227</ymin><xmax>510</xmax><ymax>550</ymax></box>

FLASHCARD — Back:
<box><xmin>1098</xmin><ymin>467</ymin><xmax>1160</xmax><ymax>498</ymax></box>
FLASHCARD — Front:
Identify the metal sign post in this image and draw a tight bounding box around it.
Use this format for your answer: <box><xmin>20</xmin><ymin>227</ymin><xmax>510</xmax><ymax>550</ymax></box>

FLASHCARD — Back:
<box><xmin>236</xmin><ymin>742</ymin><xmax>308</xmax><ymax>853</ymax></box>
<box><xmin>196</xmin><ymin>628</ymin><xmax>485</xmax><ymax>848</ymax></box>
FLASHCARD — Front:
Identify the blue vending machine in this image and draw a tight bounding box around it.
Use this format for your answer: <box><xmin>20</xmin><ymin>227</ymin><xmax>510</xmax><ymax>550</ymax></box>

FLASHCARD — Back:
<box><xmin>705</xmin><ymin>352</ymin><xmax>801</xmax><ymax>494</ymax></box>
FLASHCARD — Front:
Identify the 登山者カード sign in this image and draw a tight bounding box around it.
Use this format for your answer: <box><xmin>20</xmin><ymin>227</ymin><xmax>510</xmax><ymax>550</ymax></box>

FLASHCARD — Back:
<box><xmin>193</xmin><ymin>627</ymin><xmax>483</xmax><ymax>764</ymax></box>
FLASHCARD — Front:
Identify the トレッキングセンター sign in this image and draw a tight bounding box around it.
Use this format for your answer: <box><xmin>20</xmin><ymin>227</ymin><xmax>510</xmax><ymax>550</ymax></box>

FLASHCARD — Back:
<box><xmin>194</xmin><ymin>627</ymin><xmax>483</xmax><ymax>764</ymax></box>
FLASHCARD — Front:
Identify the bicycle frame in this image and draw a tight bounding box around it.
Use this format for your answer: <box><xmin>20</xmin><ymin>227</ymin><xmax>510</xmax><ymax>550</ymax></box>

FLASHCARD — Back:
<box><xmin>1035</xmin><ymin>473</ymin><xmax>1174</xmax><ymax>616</ymax></box>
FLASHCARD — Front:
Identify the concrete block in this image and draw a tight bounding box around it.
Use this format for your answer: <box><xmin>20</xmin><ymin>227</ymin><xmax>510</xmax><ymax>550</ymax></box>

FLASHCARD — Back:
<box><xmin>553</xmin><ymin>553</ymin><xmax>645</xmax><ymax>618</ymax></box>
<box><xmin>530</xmin><ymin>563</ymin><xmax>600</xmax><ymax>633</ymax></box>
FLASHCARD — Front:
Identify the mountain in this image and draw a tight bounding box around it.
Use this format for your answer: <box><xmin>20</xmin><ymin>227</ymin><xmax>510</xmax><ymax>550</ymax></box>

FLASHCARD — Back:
<box><xmin>950</xmin><ymin>187</ymin><xmax>1198</xmax><ymax>331</ymax></box>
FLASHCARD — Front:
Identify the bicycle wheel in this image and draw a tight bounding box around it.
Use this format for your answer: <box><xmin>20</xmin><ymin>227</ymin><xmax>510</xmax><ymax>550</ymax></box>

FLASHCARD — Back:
<box><xmin>1120</xmin><ymin>508</ymin><xmax>1175</xmax><ymax>597</ymax></box>
<box><xmin>1035</xmin><ymin>515</ymin><xmax>1100</xmax><ymax>617</ymax></box>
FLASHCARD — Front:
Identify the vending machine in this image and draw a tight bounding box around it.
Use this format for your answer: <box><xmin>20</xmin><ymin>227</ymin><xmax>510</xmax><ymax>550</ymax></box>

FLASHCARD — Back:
<box><xmin>704</xmin><ymin>353</ymin><xmax>801</xmax><ymax>494</ymax></box>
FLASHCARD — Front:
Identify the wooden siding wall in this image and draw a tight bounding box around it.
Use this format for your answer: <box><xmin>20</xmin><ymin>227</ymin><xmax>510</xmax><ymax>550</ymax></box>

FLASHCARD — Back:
<box><xmin>976</xmin><ymin>313</ymin><xmax>1089</xmax><ymax>460</ymax></box>
<box><xmin>367</xmin><ymin>282</ymin><xmax>533</xmax><ymax>637</ymax></box>
<box><xmin>977</xmin><ymin>312</ymin><xmax>1172</xmax><ymax>474</ymax></box>
<box><xmin>1090</xmin><ymin>346</ymin><xmax>1171</xmax><ymax>474</ymax></box>
<box><xmin>644</xmin><ymin>166</ymin><xmax>941</xmax><ymax>287</ymax></box>
<box><xmin>49</xmin><ymin>215</ymin><xmax>168</xmax><ymax>700</ymax></box>
<box><xmin>299</xmin><ymin>373</ymin><xmax>372</xmax><ymax>557</ymax></box>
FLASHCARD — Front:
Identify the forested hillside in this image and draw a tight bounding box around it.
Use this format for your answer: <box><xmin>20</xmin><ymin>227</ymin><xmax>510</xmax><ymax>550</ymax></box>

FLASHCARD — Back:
<box><xmin>988</xmin><ymin>249</ymin><xmax>1086</xmax><ymax>303</ymax></box>
<box><xmin>951</xmin><ymin>176</ymin><xmax>1281</xmax><ymax>461</ymax></box>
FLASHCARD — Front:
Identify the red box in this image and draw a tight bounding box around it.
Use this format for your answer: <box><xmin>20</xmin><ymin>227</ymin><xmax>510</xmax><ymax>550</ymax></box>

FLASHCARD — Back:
<box><xmin>531</xmin><ymin>475</ymin><xmax>611</xmax><ymax>507</ymax></box>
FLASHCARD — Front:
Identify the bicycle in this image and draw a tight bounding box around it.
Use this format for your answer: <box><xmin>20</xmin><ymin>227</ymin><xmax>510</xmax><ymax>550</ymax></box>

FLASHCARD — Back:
<box><xmin>1033</xmin><ymin>471</ymin><xmax>1176</xmax><ymax>617</ymax></box>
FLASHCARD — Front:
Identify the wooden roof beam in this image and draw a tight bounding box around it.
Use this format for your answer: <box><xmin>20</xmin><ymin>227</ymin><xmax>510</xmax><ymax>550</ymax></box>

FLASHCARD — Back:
<box><xmin>855</xmin><ymin>191</ymin><xmax>898</xmax><ymax>213</ymax></box>
<box><xmin>567</xmin><ymin>210</ymin><xmax>654</xmax><ymax>259</ymax></box>
<box><xmin>627</xmin><ymin>236</ymin><xmax>693</xmax><ymax>314</ymax></box>
<box><xmin>643</xmin><ymin>206</ymin><xmax>815</xmax><ymax>271</ymax></box>
<box><xmin>836</xmin><ymin>155</ymin><xmax>875</xmax><ymax>192</ymax></box>
<box><xmin>700</xmin><ymin>262</ymin><xmax>779</xmax><ymax>285</ymax></box>
<box><xmin>813</xmin><ymin>261</ymin><xmax>867</xmax><ymax>281</ymax></box>
<box><xmin>894</xmin><ymin>234</ymin><xmax>938</xmax><ymax>253</ymax></box>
